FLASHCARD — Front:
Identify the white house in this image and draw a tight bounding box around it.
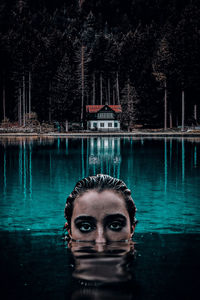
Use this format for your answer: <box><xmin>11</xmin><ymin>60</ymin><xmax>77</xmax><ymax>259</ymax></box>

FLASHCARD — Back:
<box><xmin>86</xmin><ymin>105</ymin><xmax>122</xmax><ymax>131</ymax></box>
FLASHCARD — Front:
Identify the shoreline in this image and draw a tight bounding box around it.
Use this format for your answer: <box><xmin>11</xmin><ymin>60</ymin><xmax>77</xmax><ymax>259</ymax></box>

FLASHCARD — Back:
<box><xmin>1</xmin><ymin>131</ymin><xmax>200</xmax><ymax>138</ymax></box>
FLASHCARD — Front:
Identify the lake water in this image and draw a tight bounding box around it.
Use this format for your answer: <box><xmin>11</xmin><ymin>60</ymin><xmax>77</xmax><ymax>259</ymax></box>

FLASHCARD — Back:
<box><xmin>0</xmin><ymin>137</ymin><xmax>200</xmax><ymax>299</ymax></box>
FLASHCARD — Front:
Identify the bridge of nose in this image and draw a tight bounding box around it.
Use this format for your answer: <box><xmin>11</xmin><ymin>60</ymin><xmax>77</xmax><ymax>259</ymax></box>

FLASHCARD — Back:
<box><xmin>95</xmin><ymin>225</ymin><xmax>107</xmax><ymax>243</ymax></box>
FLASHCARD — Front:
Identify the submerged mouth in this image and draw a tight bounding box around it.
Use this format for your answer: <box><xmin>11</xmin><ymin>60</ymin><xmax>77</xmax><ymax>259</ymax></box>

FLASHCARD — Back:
<box><xmin>68</xmin><ymin>240</ymin><xmax>135</xmax><ymax>284</ymax></box>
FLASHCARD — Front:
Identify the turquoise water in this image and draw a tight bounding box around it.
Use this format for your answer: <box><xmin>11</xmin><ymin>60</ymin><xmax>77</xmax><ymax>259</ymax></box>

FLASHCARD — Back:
<box><xmin>0</xmin><ymin>137</ymin><xmax>200</xmax><ymax>300</ymax></box>
<box><xmin>0</xmin><ymin>137</ymin><xmax>200</xmax><ymax>234</ymax></box>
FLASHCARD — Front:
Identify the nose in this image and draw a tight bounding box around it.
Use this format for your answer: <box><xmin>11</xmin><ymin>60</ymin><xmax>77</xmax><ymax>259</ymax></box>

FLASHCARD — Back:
<box><xmin>95</xmin><ymin>226</ymin><xmax>106</xmax><ymax>244</ymax></box>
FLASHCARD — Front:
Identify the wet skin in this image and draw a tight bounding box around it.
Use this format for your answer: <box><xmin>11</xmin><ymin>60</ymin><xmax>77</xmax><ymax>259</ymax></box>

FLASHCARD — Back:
<box><xmin>69</xmin><ymin>190</ymin><xmax>135</xmax><ymax>243</ymax></box>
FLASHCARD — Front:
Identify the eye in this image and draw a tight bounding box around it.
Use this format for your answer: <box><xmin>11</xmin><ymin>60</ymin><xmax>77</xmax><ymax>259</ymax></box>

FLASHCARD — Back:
<box><xmin>77</xmin><ymin>222</ymin><xmax>95</xmax><ymax>233</ymax></box>
<box><xmin>108</xmin><ymin>221</ymin><xmax>123</xmax><ymax>232</ymax></box>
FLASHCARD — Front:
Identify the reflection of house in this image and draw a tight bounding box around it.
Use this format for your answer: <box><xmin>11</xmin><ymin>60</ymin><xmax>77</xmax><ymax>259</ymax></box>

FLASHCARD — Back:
<box><xmin>86</xmin><ymin>105</ymin><xmax>122</xmax><ymax>131</ymax></box>
<box><xmin>87</xmin><ymin>138</ymin><xmax>121</xmax><ymax>177</ymax></box>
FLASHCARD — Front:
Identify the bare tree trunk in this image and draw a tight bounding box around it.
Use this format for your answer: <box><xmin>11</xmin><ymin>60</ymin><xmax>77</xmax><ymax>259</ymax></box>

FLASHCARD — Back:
<box><xmin>79</xmin><ymin>0</ymin><xmax>85</xmax><ymax>8</ymax></box>
<box><xmin>128</xmin><ymin>82</ymin><xmax>130</xmax><ymax>130</ymax></box>
<box><xmin>49</xmin><ymin>82</ymin><xmax>52</xmax><ymax>122</ymax></box>
<box><xmin>181</xmin><ymin>89</ymin><xmax>185</xmax><ymax>132</ymax></box>
<box><xmin>176</xmin><ymin>116</ymin><xmax>178</xmax><ymax>128</ymax></box>
<box><xmin>81</xmin><ymin>46</ymin><xmax>85</xmax><ymax>123</ymax></box>
<box><xmin>19</xmin><ymin>87</ymin><xmax>22</xmax><ymax>126</ymax></box>
<box><xmin>29</xmin><ymin>72</ymin><xmax>31</xmax><ymax>117</ymax></box>
<box><xmin>92</xmin><ymin>73</ymin><xmax>95</xmax><ymax>105</ymax></box>
<box><xmin>194</xmin><ymin>104</ymin><xmax>197</xmax><ymax>122</ymax></box>
<box><xmin>19</xmin><ymin>0</ymin><xmax>23</xmax><ymax>13</ymax></box>
<box><xmin>116</xmin><ymin>72</ymin><xmax>120</xmax><ymax>105</ymax></box>
<box><xmin>164</xmin><ymin>80</ymin><xmax>167</xmax><ymax>130</ymax></box>
<box><xmin>169</xmin><ymin>110</ymin><xmax>173</xmax><ymax>129</ymax></box>
<box><xmin>65</xmin><ymin>120</ymin><xmax>68</xmax><ymax>132</ymax></box>
<box><xmin>25</xmin><ymin>82</ymin><xmax>28</xmax><ymax>116</ymax></box>
<box><xmin>113</xmin><ymin>87</ymin><xmax>115</xmax><ymax>105</ymax></box>
<box><xmin>105</xmin><ymin>81</ymin><xmax>108</xmax><ymax>104</ymax></box>
<box><xmin>108</xmin><ymin>78</ymin><xmax>110</xmax><ymax>105</ymax></box>
<box><xmin>3</xmin><ymin>80</ymin><xmax>5</xmax><ymax>121</ymax></box>
<box><xmin>23</xmin><ymin>75</ymin><xmax>26</xmax><ymax>127</ymax></box>
<box><xmin>127</xmin><ymin>82</ymin><xmax>130</xmax><ymax>105</ymax></box>
<box><xmin>100</xmin><ymin>72</ymin><xmax>103</xmax><ymax>105</ymax></box>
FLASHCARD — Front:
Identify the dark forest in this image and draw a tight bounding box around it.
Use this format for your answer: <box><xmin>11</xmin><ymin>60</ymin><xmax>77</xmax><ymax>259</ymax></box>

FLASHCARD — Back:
<box><xmin>0</xmin><ymin>0</ymin><xmax>200</xmax><ymax>129</ymax></box>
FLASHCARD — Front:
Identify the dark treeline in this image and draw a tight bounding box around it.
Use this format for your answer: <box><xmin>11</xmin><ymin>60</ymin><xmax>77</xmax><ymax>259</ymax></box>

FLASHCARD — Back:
<box><xmin>0</xmin><ymin>0</ymin><xmax>200</xmax><ymax>128</ymax></box>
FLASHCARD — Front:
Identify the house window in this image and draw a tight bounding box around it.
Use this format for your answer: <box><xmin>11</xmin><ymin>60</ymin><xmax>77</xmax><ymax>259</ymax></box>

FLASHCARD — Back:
<box><xmin>108</xmin><ymin>123</ymin><xmax>112</xmax><ymax>127</ymax></box>
<box><xmin>93</xmin><ymin>122</ymin><xmax>97</xmax><ymax>128</ymax></box>
<box><xmin>97</xmin><ymin>112</ymin><xmax>114</xmax><ymax>119</ymax></box>
<box><xmin>114</xmin><ymin>122</ymin><xmax>118</xmax><ymax>128</ymax></box>
<box><xmin>100</xmin><ymin>122</ymin><xmax>104</xmax><ymax>127</ymax></box>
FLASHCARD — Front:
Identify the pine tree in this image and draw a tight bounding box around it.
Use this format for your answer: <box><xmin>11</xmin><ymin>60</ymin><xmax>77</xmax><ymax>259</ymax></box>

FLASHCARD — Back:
<box><xmin>121</xmin><ymin>80</ymin><xmax>139</xmax><ymax>130</ymax></box>
<box><xmin>51</xmin><ymin>54</ymin><xmax>74</xmax><ymax>121</ymax></box>
<box><xmin>152</xmin><ymin>24</ymin><xmax>175</xmax><ymax>130</ymax></box>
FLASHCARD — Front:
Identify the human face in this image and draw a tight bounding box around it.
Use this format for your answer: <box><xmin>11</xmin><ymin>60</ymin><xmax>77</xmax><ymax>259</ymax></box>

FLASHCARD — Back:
<box><xmin>69</xmin><ymin>190</ymin><xmax>135</xmax><ymax>243</ymax></box>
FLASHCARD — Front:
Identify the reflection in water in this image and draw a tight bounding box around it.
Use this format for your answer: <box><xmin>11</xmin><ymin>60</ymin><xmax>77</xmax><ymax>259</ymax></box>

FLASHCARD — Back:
<box><xmin>87</xmin><ymin>138</ymin><xmax>121</xmax><ymax>178</ymax></box>
<box><xmin>66</xmin><ymin>139</ymin><xmax>68</xmax><ymax>155</ymax></box>
<box><xmin>182</xmin><ymin>138</ymin><xmax>185</xmax><ymax>182</ymax></box>
<box><xmin>169</xmin><ymin>139</ymin><xmax>172</xmax><ymax>166</ymax></box>
<box><xmin>70</xmin><ymin>288</ymin><xmax>133</xmax><ymax>300</ymax></box>
<box><xmin>0</xmin><ymin>137</ymin><xmax>200</xmax><ymax>233</ymax></box>
<box><xmin>17</xmin><ymin>141</ymin><xmax>33</xmax><ymax>202</ymax></box>
<box><xmin>23</xmin><ymin>141</ymin><xmax>27</xmax><ymax>201</ymax></box>
<box><xmin>29</xmin><ymin>144</ymin><xmax>32</xmax><ymax>198</ymax></box>
<box><xmin>68</xmin><ymin>241</ymin><xmax>136</xmax><ymax>300</ymax></box>
<box><xmin>164</xmin><ymin>138</ymin><xmax>167</xmax><ymax>193</ymax></box>
<box><xmin>0</xmin><ymin>231</ymin><xmax>199</xmax><ymax>300</ymax></box>
<box><xmin>81</xmin><ymin>139</ymin><xmax>85</xmax><ymax>178</ymax></box>
<box><xmin>194</xmin><ymin>145</ymin><xmax>197</xmax><ymax>167</ymax></box>
<box><xmin>19</xmin><ymin>141</ymin><xmax>22</xmax><ymax>186</ymax></box>
<box><xmin>69</xmin><ymin>241</ymin><xmax>134</xmax><ymax>283</ymax></box>
<box><xmin>3</xmin><ymin>149</ymin><xmax>6</xmax><ymax>193</ymax></box>
<box><xmin>57</xmin><ymin>137</ymin><xmax>60</xmax><ymax>149</ymax></box>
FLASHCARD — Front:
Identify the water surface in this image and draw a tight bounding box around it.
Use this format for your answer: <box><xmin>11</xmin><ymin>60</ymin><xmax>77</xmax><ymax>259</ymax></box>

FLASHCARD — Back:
<box><xmin>0</xmin><ymin>137</ymin><xmax>199</xmax><ymax>234</ymax></box>
<box><xmin>0</xmin><ymin>137</ymin><xmax>200</xmax><ymax>300</ymax></box>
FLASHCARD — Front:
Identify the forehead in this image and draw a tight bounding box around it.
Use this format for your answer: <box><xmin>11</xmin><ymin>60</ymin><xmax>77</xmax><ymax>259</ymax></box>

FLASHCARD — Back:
<box><xmin>72</xmin><ymin>190</ymin><xmax>129</xmax><ymax>217</ymax></box>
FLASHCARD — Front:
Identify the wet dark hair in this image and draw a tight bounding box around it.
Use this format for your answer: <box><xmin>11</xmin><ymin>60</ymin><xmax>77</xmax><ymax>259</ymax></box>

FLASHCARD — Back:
<box><xmin>64</xmin><ymin>174</ymin><xmax>137</xmax><ymax>229</ymax></box>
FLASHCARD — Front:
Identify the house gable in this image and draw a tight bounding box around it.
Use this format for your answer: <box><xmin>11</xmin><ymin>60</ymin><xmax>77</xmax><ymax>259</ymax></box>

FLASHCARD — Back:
<box><xmin>98</xmin><ymin>105</ymin><xmax>115</xmax><ymax>114</ymax></box>
<box><xmin>96</xmin><ymin>105</ymin><xmax>115</xmax><ymax>120</ymax></box>
<box><xmin>86</xmin><ymin>105</ymin><xmax>122</xmax><ymax>114</ymax></box>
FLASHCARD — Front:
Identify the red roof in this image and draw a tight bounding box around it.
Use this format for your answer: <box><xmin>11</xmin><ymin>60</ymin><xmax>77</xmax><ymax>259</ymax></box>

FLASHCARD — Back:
<box><xmin>86</xmin><ymin>105</ymin><xmax>122</xmax><ymax>113</ymax></box>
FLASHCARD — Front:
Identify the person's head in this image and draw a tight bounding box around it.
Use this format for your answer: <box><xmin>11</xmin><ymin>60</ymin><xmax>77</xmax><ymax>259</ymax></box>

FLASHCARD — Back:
<box><xmin>64</xmin><ymin>174</ymin><xmax>137</xmax><ymax>243</ymax></box>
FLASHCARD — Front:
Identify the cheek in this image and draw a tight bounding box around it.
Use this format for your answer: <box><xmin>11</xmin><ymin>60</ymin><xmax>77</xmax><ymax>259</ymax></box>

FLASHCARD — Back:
<box><xmin>71</xmin><ymin>223</ymin><xmax>80</xmax><ymax>238</ymax></box>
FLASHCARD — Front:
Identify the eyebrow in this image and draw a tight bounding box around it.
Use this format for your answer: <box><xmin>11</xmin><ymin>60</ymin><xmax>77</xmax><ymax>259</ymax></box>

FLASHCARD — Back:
<box><xmin>103</xmin><ymin>214</ymin><xmax>127</xmax><ymax>225</ymax></box>
<box><xmin>74</xmin><ymin>213</ymin><xmax>127</xmax><ymax>226</ymax></box>
<box><xmin>74</xmin><ymin>215</ymin><xmax>97</xmax><ymax>224</ymax></box>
